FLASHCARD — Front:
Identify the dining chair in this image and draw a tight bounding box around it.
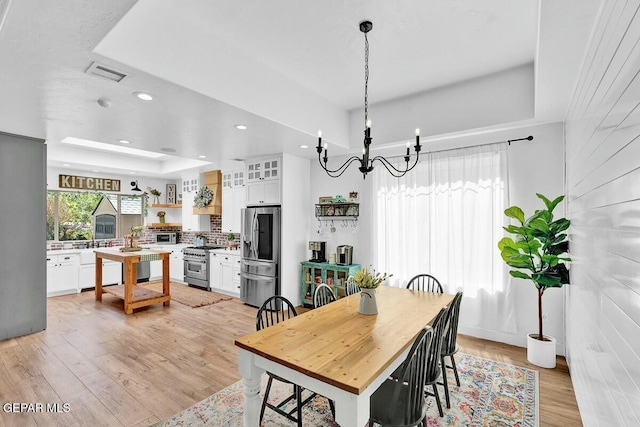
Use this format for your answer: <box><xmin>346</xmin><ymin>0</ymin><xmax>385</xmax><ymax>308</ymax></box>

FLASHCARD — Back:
<box><xmin>313</xmin><ymin>283</ymin><xmax>337</xmax><ymax>308</ymax></box>
<box><xmin>424</xmin><ymin>306</ymin><xmax>450</xmax><ymax>417</ymax></box>
<box><xmin>257</xmin><ymin>296</ymin><xmax>335</xmax><ymax>426</ymax></box>
<box><xmin>440</xmin><ymin>291</ymin><xmax>463</xmax><ymax>408</ymax></box>
<box><xmin>368</xmin><ymin>327</ymin><xmax>434</xmax><ymax>427</ymax></box>
<box><xmin>406</xmin><ymin>273</ymin><xmax>443</xmax><ymax>293</ymax></box>
<box><xmin>344</xmin><ymin>277</ymin><xmax>361</xmax><ymax>296</ymax></box>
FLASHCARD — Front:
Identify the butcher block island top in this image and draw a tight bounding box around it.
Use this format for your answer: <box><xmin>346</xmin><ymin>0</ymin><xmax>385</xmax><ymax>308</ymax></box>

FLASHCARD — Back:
<box><xmin>94</xmin><ymin>248</ymin><xmax>171</xmax><ymax>314</ymax></box>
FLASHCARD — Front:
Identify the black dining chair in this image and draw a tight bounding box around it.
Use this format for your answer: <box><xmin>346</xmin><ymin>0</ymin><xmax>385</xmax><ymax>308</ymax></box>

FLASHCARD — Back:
<box><xmin>406</xmin><ymin>273</ymin><xmax>443</xmax><ymax>293</ymax></box>
<box><xmin>256</xmin><ymin>295</ymin><xmax>334</xmax><ymax>426</ymax></box>
<box><xmin>440</xmin><ymin>291</ymin><xmax>463</xmax><ymax>408</ymax></box>
<box><xmin>424</xmin><ymin>306</ymin><xmax>450</xmax><ymax>417</ymax></box>
<box><xmin>313</xmin><ymin>283</ymin><xmax>337</xmax><ymax>308</ymax></box>
<box><xmin>368</xmin><ymin>327</ymin><xmax>435</xmax><ymax>427</ymax></box>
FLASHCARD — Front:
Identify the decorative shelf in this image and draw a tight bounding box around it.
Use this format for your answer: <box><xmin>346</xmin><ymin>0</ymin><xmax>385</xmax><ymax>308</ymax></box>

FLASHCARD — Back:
<box><xmin>148</xmin><ymin>223</ymin><xmax>182</xmax><ymax>227</ymax></box>
<box><xmin>150</xmin><ymin>204</ymin><xmax>182</xmax><ymax>208</ymax></box>
<box><xmin>315</xmin><ymin>203</ymin><xmax>359</xmax><ymax>218</ymax></box>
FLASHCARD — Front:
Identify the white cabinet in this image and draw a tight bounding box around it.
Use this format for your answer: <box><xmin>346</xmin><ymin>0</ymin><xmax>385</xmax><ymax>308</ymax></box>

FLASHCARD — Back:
<box><xmin>209</xmin><ymin>252</ymin><xmax>222</xmax><ymax>290</ymax></box>
<box><xmin>222</xmin><ymin>169</ymin><xmax>246</xmax><ymax>233</ymax></box>
<box><xmin>209</xmin><ymin>251</ymin><xmax>240</xmax><ymax>296</ymax></box>
<box><xmin>182</xmin><ymin>190</ymin><xmax>211</xmax><ymax>232</ymax></box>
<box><xmin>78</xmin><ymin>250</ymin><xmax>120</xmax><ymax>289</ymax></box>
<box><xmin>246</xmin><ymin>180</ymin><xmax>280</xmax><ymax>206</ymax></box>
<box><xmin>149</xmin><ymin>246</ymin><xmax>164</xmax><ymax>280</ymax></box>
<box><xmin>232</xmin><ymin>255</ymin><xmax>241</xmax><ymax>293</ymax></box>
<box><xmin>246</xmin><ymin>158</ymin><xmax>279</xmax><ymax>182</ymax></box>
<box><xmin>246</xmin><ymin>157</ymin><xmax>281</xmax><ymax>206</ymax></box>
<box><xmin>46</xmin><ymin>253</ymin><xmax>79</xmax><ymax>296</ymax></box>
<box><xmin>168</xmin><ymin>247</ymin><xmax>185</xmax><ymax>283</ymax></box>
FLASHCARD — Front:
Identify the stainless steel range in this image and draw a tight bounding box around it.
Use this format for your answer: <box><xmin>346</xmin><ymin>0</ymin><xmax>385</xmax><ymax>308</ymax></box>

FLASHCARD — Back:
<box><xmin>183</xmin><ymin>245</ymin><xmax>225</xmax><ymax>290</ymax></box>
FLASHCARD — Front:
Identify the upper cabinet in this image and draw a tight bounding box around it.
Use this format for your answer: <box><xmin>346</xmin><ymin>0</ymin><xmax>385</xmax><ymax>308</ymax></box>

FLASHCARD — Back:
<box><xmin>222</xmin><ymin>169</ymin><xmax>246</xmax><ymax>233</ymax></box>
<box><xmin>246</xmin><ymin>157</ymin><xmax>281</xmax><ymax>205</ymax></box>
<box><xmin>180</xmin><ymin>170</ymin><xmax>222</xmax><ymax>232</ymax></box>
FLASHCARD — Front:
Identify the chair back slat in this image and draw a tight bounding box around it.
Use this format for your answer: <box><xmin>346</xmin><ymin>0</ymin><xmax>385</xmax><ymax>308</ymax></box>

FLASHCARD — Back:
<box><xmin>406</xmin><ymin>274</ymin><xmax>443</xmax><ymax>293</ymax></box>
<box><xmin>387</xmin><ymin>327</ymin><xmax>434</xmax><ymax>425</ymax></box>
<box><xmin>425</xmin><ymin>306</ymin><xmax>449</xmax><ymax>382</ymax></box>
<box><xmin>313</xmin><ymin>283</ymin><xmax>336</xmax><ymax>308</ymax></box>
<box><xmin>256</xmin><ymin>296</ymin><xmax>297</xmax><ymax>331</ymax></box>
<box><xmin>344</xmin><ymin>278</ymin><xmax>361</xmax><ymax>296</ymax></box>
<box><xmin>442</xmin><ymin>291</ymin><xmax>463</xmax><ymax>354</ymax></box>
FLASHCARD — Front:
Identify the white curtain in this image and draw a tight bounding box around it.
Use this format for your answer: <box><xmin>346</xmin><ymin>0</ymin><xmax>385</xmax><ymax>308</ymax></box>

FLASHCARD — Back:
<box><xmin>371</xmin><ymin>143</ymin><xmax>516</xmax><ymax>333</ymax></box>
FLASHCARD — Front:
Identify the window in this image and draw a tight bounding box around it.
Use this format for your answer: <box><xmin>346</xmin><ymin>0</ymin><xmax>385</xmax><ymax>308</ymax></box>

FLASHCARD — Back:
<box><xmin>46</xmin><ymin>191</ymin><xmax>145</xmax><ymax>241</ymax></box>
<box><xmin>372</xmin><ymin>143</ymin><xmax>517</xmax><ymax>334</ymax></box>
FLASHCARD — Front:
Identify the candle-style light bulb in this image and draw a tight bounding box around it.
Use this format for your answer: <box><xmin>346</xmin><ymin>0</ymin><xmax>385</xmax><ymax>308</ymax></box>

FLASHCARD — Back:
<box><xmin>415</xmin><ymin>128</ymin><xmax>420</xmax><ymax>136</ymax></box>
<box><xmin>323</xmin><ymin>143</ymin><xmax>328</xmax><ymax>149</ymax></box>
<box><xmin>317</xmin><ymin>129</ymin><xmax>322</xmax><ymax>138</ymax></box>
<box><xmin>367</xmin><ymin>120</ymin><xmax>372</xmax><ymax>128</ymax></box>
<box><xmin>406</xmin><ymin>141</ymin><xmax>410</xmax><ymax>156</ymax></box>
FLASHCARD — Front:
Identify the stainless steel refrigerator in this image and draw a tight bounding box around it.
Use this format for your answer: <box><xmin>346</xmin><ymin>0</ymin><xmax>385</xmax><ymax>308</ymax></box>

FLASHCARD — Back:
<box><xmin>240</xmin><ymin>206</ymin><xmax>280</xmax><ymax>307</ymax></box>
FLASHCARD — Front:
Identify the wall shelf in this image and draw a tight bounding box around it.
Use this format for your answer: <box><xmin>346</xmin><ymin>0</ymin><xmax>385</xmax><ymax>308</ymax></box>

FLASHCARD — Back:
<box><xmin>150</xmin><ymin>204</ymin><xmax>182</xmax><ymax>208</ymax></box>
<box><xmin>315</xmin><ymin>203</ymin><xmax>359</xmax><ymax>219</ymax></box>
<box><xmin>148</xmin><ymin>223</ymin><xmax>182</xmax><ymax>227</ymax></box>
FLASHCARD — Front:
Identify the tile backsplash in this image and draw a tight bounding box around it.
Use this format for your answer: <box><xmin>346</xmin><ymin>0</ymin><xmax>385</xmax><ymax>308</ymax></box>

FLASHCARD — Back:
<box><xmin>47</xmin><ymin>215</ymin><xmax>240</xmax><ymax>250</ymax></box>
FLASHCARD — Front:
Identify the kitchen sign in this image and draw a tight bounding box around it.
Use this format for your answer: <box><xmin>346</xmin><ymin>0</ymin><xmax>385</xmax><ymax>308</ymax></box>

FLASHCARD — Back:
<box><xmin>58</xmin><ymin>174</ymin><xmax>121</xmax><ymax>192</ymax></box>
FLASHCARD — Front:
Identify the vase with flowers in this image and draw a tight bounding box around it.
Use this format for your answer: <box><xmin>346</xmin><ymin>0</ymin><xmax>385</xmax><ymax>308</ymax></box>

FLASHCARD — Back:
<box><xmin>149</xmin><ymin>188</ymin><xmax>162</xmax><ymax>204</ymax></box>
<box><xmin>350</xmin><ymin>267</ymin><xmax>392</xmax><ymax>315</ymax></box>
<box><xmin>157</xmin><ymin>211</ymin><xmax>166</xmax><ymax>223</ymax></box>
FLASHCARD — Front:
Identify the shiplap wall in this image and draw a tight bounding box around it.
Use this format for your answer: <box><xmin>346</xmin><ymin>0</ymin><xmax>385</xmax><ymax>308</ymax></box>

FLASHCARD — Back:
<box><xmin>565</xmin><ymin>0</ymin><xmax>640</xmax><ymax>425</ymax></box>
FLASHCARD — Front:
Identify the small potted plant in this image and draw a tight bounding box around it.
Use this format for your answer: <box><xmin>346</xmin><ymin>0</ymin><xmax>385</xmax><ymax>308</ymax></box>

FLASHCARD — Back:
<box><xmin>351</xmin><ymin>267</ymin><xmax>392</xmax><ymax>315</ymax></box>
<box><xmin>149</xmin><ymin>188</ymin><xmax>162</xmax><ymax>204</ymax></box>
<box><xmin>157</xmin><ymin>210</ymin><xmax>166</xmax><ymax>223</ymax></box>
<box><xmin>227</xmin><ymin>233</ymin><xmax>236</xmax><ymax>249</ymax></box>
<box><xmin>498</xmin><ymin>194</ymin><xmax>571</xmax><ymax>368</ymax></box>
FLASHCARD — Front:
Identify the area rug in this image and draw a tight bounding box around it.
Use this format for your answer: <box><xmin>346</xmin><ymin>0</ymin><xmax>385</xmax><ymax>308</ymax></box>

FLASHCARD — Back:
<box><xmin>153</xmin><ymin>353</ymin><xmax>538</xmax><ymax>426</ymax></box>
<box><xmin>140</xmin><ymin>280</ymin><xmax>233</xmax><ymax>308</ymax></box>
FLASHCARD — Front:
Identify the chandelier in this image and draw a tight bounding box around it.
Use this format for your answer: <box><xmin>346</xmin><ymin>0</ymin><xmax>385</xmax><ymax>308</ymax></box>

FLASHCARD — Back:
<box><xmin>317</xmin><ymin>20</ymin><xmax>421</xmax><ymax>179</ymax></box>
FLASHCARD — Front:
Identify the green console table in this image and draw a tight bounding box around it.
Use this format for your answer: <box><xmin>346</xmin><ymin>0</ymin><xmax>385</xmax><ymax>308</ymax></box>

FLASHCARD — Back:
<box><xmin>300</xmin><ymin>261</ymin><xmax>361</xmax><ymax>307</ymax></box>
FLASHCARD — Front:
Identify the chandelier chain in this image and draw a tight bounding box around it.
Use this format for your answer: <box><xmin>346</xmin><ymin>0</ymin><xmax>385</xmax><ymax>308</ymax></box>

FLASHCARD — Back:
<box><xmin>364</xmin><ymin>31</ymin><xmax>369</xmax><ymax>129</ymax></box>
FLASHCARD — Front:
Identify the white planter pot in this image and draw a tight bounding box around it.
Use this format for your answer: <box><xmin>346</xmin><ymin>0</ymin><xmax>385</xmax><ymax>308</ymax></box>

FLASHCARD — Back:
<box><xmin>359</xmin><ymin>288</ymin><xmax>378</xmax><ymax>315</ymax></box>
<box><xmin>527</xmin><ymin>333</ymin><xmax>556</xmax><ymax>368</ymax></box>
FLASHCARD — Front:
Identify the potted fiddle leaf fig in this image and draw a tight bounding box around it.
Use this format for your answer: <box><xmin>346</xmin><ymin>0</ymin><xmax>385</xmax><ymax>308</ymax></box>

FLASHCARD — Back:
<box><xmin>498</xmin><ymin>194</ymin><xmax>571</xmax><ymax>368</ymax></box>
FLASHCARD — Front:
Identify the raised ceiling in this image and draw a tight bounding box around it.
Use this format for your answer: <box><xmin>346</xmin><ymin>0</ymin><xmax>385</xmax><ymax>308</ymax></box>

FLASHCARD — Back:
<box><xmin>0</xmin><ymin>0</ymin><xmax>601</xmax><ymax>178</ymax></box>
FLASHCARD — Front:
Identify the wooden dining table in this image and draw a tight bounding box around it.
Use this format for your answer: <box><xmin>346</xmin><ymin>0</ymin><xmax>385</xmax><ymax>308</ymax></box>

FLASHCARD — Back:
<box><xmin>235</xmin><ymin>286</ymin><xmax>454</xmax><ymax>427</ymax></box>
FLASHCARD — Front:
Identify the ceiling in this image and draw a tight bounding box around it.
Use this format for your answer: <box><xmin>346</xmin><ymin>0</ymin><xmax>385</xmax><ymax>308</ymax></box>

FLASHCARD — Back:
<box><xmin>0</xmin><ymin>0</ymin><xmax>601</xmax><ymax>179</ymax></box>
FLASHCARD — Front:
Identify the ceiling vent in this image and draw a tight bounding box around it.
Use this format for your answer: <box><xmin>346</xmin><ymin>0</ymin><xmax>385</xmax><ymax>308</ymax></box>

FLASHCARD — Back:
<box><xmin>85</xmin><ymin>62</ymin><xmax>127</xmax><ymax>83</ymax></box>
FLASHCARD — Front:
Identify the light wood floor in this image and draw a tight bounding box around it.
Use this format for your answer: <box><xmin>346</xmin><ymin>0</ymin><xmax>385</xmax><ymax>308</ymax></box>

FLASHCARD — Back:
<box><xmin>0</xmin><ymin>290</ymin><xmax>582</xmax><ymax>427</ymax></box>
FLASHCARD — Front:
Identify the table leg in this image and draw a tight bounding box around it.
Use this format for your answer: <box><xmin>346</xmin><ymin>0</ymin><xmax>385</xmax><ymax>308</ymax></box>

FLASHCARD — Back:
<box><xmin>95</xmin><ymin>254</ymin><xmax>103</xmax><ymax>301</ymax></box>
<box><xmin>238</xmin><ymin>350</ymin><xmax>264</xmax><ymax>427</ymax></box>
<box><xmin>124</xmin><ymin>259</ymin><xmax>136</xmax><ymax>315</ymax></box>
<box><xmin>335</xmin><ymin>393</ymin><xmax>370</xmax><ymax>427</ymax></box>
<box><xmin>162</xmin><ymin>254</ymin><xmax>170</xmax><ymax>306</ymax></box>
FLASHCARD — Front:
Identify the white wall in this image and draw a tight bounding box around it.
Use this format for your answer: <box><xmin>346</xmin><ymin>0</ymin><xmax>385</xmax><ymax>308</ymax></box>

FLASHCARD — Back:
<box><xmin>309</xmin><ymin>121</ymin><xmax>565</xmax><ymax>351</ymax></box>
<box><xmin>280</xmin><ymin>153</ymin><xmax>311</xmax><ymax>306</ymax></box>
<box><xmin>564</xmin><ymin>1</ymin><xmax>640</xmax><ymax>425</ymax></box>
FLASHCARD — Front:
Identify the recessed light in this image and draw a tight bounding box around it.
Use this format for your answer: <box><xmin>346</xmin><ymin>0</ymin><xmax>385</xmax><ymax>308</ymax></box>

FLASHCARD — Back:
<box><xmin>235</xmin><ymin>124</ymin><xmax>248</xmax><ymax>130</ymax></box>
<box><xmin>133</xmin><ymin>92</ymin><xmax>153</xmax><ymax>101</ymax></box>
<box><xmin>92</xmin><ymin>169</ymin><xmax>99</xmax><ymax>173</ymax></box>
<box><xmin>63</xmin><ymin>163</ymin><xmax>71</xmax><ymax>167</ymax></box>
<box><xmin>299</xmin><ymin>145</ymin><xmax>309</xmax><ymax>149</ymax></box>
<box><xmin>198</xmin><ymin>155</ymin><xmax>206</xmax><ymax>159</ymax></box>
<box><xmin>129</xmin><ymin>171</ymin><xmax>137</xmax><ymax>175</ymax></box>
<box><xmin>61</xmin><ymin>137</ymin><xmax>164</xmax><ymax>159</ymax></box>
<box><xmin>118</xmin><ymin>139</ymin><xmax>131</xmax><ymax>144</ymax></box>
<box><xmin>160</xmin><ymin>147</ymin><xmax>176</xmax><ymax>153</ymax></box>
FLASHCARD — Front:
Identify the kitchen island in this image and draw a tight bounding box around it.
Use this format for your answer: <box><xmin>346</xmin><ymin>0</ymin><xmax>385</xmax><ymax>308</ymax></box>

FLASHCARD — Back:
<box><xmin>94</xmin><ymin>248</ymin><xmax>170</xmax><ymax>314</ymax></box>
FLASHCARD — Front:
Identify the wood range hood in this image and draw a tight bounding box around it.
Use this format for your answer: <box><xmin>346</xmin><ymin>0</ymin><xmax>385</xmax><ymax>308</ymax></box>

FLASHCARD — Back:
<box><xmin>193</xmin><ymin>170</ymin><xmax>222</xmax><ymax>215</ymax></box>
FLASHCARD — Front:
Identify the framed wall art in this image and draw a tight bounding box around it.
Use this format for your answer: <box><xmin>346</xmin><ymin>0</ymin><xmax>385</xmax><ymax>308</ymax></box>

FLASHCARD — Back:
<box><xmin>166</xmin><ymin>184</ymin><xmax>177</xmax><ymax>204</ymax></box>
